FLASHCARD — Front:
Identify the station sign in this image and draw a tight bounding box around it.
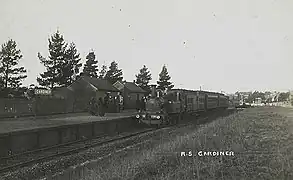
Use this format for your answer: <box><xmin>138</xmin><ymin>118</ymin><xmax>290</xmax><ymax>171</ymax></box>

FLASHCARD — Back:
<box><xmin>34</xmin><ymin>89</ymin><xmax>51</xmax><ymax>95</ymax></box>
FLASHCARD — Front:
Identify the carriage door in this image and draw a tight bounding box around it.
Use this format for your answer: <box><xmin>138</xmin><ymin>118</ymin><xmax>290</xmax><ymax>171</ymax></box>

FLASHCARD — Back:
<box><xmin>196</xmin><ymin>92</ymin><xmax>199</xmax><ymax>110</ymax></box>
<box><xmin>175</xmin><ymin>92</ymin><xmax>180</xmax><ymax>112</ymax></box>
<box><xmin>204</xmin><ymin>94</ymin><xmax>208</xmax><ymax>111</ymax></box>
<box><xmin>185</xmin><ymin>94</ymin><xmax>188</xmax><ymax>112</ymax></box>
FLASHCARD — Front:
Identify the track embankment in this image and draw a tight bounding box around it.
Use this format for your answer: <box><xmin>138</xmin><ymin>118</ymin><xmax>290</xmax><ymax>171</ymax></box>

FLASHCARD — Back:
<box><xmin>76</xmin><ymin>107</ymin><xmax>293</xmax><ymax>180</ymax></box>
<box><xmin>0</xmin><ymin>109</ymin><xmax>236</xmax><ymax>180</ymax></box>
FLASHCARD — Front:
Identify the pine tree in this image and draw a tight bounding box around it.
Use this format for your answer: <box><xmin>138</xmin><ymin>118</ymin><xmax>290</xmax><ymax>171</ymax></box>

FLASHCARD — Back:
<box><xmin>83</xmin><ymin>51</ymin><xmax>98</xmax><ymax>78</ymax></box>
<box><xmin>0</xmin><ymin>76</ymin><xmax>4</xmax><ymax>97</ymax></box>
<box><xmin>99</xmin><ymin>64</ymin><xmax>107</xmax><ymax>79</ymax></box>
<box><xmin>135</xmin><ymin>65</ymin><xmax>152</xmax><ymax>92</ymax></box>
<box><xmin>0</xmin><ymin>39</ymin><xmax>27</xmax><ymax>96</ymax></box>
<box><xmin>105</xmin><ymin>61</ymin><xmax>123</xmax><ymax>84</ymax></box>
<box><xmin>37</xmin><ymin>30</ymin><xmax>68</xmax><ymax>89</ymax></box>
<box><xmin>278</xmin><ymin>92</ymin><xmax>290</xmax><ymax>102</ymax></box>
<box><xmin>63</xmin><ymin>42</ymin><xmax>82</xmax><ymax>85</ymax></box>
<box><xmin>157</xmin><ymin>65</ymin><xmax>174</xmax><ymax>91</ymax></box>
<box><xmin>0</xmin><ymin>77</ymin><xmax>3</xmax><ymax>89</ymax></box>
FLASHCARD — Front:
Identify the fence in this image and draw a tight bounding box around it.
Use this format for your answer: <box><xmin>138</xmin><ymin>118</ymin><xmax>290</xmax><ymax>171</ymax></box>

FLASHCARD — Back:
<box><xmin>0</xmin><ymin>97</ymin><xmax>121</xmax><ymax>119</ymax></box>
<box><xmin>0</xmin><ymin>97</ymin><xmax>83</xmax><ymax>119</ymax></box>
<box><xmin>0</xmin><ymin>98</ymin><xmax>33</xmax><ymax>117</ymax></box>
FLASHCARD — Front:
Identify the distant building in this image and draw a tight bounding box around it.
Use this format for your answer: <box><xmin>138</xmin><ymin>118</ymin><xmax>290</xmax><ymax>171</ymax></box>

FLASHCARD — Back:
<box><xmin>51</xmin><ymin>87</ymin><xmax>72</xmax><ymax>99</ymax></box>
<box><xmin>67</xmin><ymin>76</ymin><xmax>120</xmax><ymax>112</ymax></box>
<box><xmin>113</xmin><ymin>81</ymin><xmax>147</xmax><ymax>109</ymax></box>
<box><xmin>290</xmin><ymin>91</ymin><xmax>293</xmax><ymax>105</ymax></box>
<box><xmin>228</xmin><ymin>94</ymin><xmax>240</xmax><ymax>107</ymax></box>
<box><xmin>254</xmin><ymin>97</ymin><xmax>262</xmax><ymax>104</ymax></box>
<box><xmin>237</xmin><ymin>93</ymin><xmax>249</xmax><ymax>104</ymax></box>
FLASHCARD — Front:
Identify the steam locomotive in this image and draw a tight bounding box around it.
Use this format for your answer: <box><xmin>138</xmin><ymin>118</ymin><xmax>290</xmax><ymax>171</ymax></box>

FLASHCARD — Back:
<box><xmin>135</xmin><ymin>85</ymin><xmax>229</xmax><ymax>127</ymax></box>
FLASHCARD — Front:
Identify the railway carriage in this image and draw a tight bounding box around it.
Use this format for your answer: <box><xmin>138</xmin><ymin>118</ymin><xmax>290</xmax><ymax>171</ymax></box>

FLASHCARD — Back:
<box><xmin>177</xmin><ymin>89</ymin><xmax>204</xmax><ymax>113</ymax></box>
<box><xmin>136</xmin><ymin>86</ymin><xmax>229</xmax><ymax>127</ymax></box>
<box><xmin>206</xmin><ymin>92</ymin><xmax>220</xmax><ymax>110</ymax></box>
<box><xmin>219</xmin><ymin>95</ymin><xmax>229</xmax><ymax>108</ymax></box>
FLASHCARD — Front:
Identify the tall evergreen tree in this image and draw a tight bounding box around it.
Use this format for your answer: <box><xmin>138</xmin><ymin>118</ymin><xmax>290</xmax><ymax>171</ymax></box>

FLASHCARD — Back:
<box><xmin>37</xmin><ymin>30</ymin><xmax>68</xmax><ymax>89</ymax></box>
<box><xmin>99</xmin><ymin>64</ymin><xmax>107</xmax><ymax>79</ymax></box>
<box><xmin>105</xmin><ymin>61</ymin><xmax>123</xmax><ymax>84</ymax></box>
<box><xmin>0</xmin><ymin>39</ymin><xmax>27</xmax><ymax>96</ymax></box>
<box><xmin>63</xmin><ymin>42</ymin><xmax>82</xmax><ymax>85</ymax></box>
<box><xmin>278</xmin><ymin>92</ymin><xmax>289</xmax><ymax>102</ymax></box>
<box><xmin>0</xmin><ymin>77</ymin><xmax>3</xmax><ymax>89</ymax></box>
<box><xmin>83</xmin><ymin>51</ymin><xmax>98</xmax><ymax>78</ymax></box>
<box><xmin>157</xmin><ymin>65</ymin><xmax>174</xmax><ymax>91</ymax></box>
<box><xmin>135</xmin><ymin>65</ymin><xmax>152</xmax><ymax>92</ymax></box>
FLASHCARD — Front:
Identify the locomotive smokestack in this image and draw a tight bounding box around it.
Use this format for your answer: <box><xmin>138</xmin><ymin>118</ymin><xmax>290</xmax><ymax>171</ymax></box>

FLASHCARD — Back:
<box><xmin>150</xmin><ymin>85</ymin><xmax>157</xmax><ymax>97</ymax></box>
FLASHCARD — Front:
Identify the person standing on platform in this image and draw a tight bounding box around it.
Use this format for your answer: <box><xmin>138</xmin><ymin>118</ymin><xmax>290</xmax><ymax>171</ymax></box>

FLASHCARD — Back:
<box><xmin>114</xmin><ymin>95</ymin><xmax>119</xmax><ymax>113</ymax></box>
<box><xmin>116</xmin><ymin>93</ymin><xmax>123</xmax><ymax>112</ymax></box>
<box><xmin>30</xmin><ymin>96</ymin><xmax>37</xmax><ymax>119</ymax></box>
<box><xmin>136</xmin><ymin>98</ymin><xmax>141</xmax><ymax>112</ymax></box>
<box><xmin>119</xmin><ymin>94</ymin><xmax>124</xmax><ymax>111</ymax></box>
<box><xmin>89</xmin><ymin>96</ymin><xmax>98</xmax><ymax>115</ymax></box>
<box><xmin>98</xmin><ymin>97</ymin><xmax>105</xmax><ymax>116</ymax></box>
<box><xmin>141</xmin><ymin>96</ymin><xmax>146</xmax><ymax>111</ymax></box>
<box><xmin>104</xmin><ymin>92</ymin><xmax>110</xmax><ymax>109</ymax></box>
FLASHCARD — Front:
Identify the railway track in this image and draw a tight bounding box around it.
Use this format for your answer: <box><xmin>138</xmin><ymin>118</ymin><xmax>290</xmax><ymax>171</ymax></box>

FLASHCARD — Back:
<box><xmin>0</xmin><ymin>108</ymin><xmax>237</xmax><ymax>175</ymax></box>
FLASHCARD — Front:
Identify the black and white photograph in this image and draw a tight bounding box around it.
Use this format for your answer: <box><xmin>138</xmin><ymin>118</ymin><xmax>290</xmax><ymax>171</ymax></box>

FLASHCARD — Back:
<box><xmin>0</xmin><ymin>0</ymin><xmax>293</xmax><ymax>179</ymax></box>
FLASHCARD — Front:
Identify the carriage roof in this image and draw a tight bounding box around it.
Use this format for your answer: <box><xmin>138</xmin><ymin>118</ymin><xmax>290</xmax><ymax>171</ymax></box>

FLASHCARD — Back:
<box><xmin>169</xmin><ymin>88</ymin><xmax>225</xmax><ymax>96</ymax></box>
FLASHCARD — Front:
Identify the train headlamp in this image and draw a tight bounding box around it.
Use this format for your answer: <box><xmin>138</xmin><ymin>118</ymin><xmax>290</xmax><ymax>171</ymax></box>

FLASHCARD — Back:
<box><xmin>151</xmin><ymin>115</ymin><xmax>161</xmax><ymax>119</ymax></box>
<box><xmin>136</xmin><ymin>114</ymin><xmax>140</xmax><ymax>119</ymax></box>
<box><xmin>142</xmin><ymin>114</ymin><xmax>146</xmax><ymax>118</ymax></box>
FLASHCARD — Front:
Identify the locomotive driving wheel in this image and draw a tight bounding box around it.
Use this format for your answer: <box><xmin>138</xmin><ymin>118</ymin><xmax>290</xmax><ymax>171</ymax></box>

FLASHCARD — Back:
<box><xmin>177</xmin><ymin>113</ymin><xmax>184</xmax><ymax>124</ymax></box>
<box><xmin>168</xmin><ymin>116</ymin><xmax>171</xmax><ymax>125</ymax></box>
<box><xmin>168</xmin><ymin>115</ymin><xmax>175</xmax><ymax>125</ymax></box>
<box><xmin>176</xmin><ymin>114</ymin><xmax>181</xmax><ymax>124</ymax></box>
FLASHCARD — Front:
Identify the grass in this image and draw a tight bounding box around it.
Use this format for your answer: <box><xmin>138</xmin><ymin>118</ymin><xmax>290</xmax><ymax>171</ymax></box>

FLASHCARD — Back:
<box><xmin>73</xmin><ymin>107</ymin><xmax>293</xmax><ymax>180</ymax></box>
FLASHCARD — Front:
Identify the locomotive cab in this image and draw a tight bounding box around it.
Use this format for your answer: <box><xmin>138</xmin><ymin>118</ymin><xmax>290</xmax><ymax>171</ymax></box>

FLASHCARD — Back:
<box><xmin>163</xmin><ymin>91</ymin><xmax>183</xmax><ymax>113</ymax></box>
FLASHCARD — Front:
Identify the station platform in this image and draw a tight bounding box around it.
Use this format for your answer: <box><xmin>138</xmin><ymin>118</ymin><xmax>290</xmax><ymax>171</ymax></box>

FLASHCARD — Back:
<box><xmin>0</xmin><ymin>110</ymin><xmax>141</xmax><ymax>157</ymax></box>
<box><xmin>0</xmin><ymin>110</ymin><xmax>137</xmax><ymax>134</ymax></box>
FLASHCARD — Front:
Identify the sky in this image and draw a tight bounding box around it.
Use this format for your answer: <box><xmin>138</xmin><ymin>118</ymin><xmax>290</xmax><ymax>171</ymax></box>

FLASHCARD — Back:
<box><xmin>1</xmin><ymin>0</ymin><xmax>293</xmax><ymax>94</ymax></box>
